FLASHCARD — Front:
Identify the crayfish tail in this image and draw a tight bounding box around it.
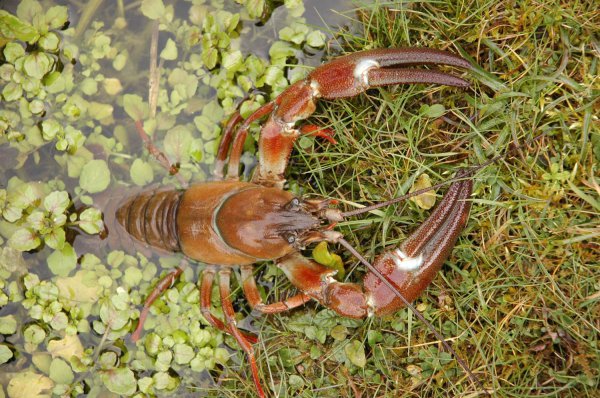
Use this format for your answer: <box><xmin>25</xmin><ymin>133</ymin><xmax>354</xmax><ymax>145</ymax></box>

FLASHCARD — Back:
<box><xmin>115</xmin><ymin>189</ymin><xmax>182</xmax><ymax>252</ymax></box>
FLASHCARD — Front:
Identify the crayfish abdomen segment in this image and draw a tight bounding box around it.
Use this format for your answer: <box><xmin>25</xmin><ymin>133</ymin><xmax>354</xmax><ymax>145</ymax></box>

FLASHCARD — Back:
<box><xmin>116</xmin><ymin>189</ymin><xmax>182</xmax><ymax>252</ymax></box>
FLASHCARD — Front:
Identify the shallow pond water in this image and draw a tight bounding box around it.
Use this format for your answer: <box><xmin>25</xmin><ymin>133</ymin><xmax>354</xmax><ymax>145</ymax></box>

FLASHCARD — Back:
<box><xmin>0</xmin><ymin>0</ymin><xmax>356</xmax><ymax>396</ymax></box>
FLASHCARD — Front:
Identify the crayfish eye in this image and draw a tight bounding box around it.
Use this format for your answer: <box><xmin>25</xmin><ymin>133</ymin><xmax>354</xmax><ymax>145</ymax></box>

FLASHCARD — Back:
<box><xmin>282</xmin><ymin>232</ymin><xmax>297</xmax><ymax>244</ymax></box>
<box><xmin>285</xmin><ymin>198</ymin><xmax>301</xmax><ymax>211</ymax></box>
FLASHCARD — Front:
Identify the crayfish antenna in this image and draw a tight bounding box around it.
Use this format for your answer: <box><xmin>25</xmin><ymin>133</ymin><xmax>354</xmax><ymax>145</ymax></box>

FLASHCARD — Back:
<box><xmin>337</xmin><ymin>238</ymin><xmax>489</xmax><ymax>395</ymax></box>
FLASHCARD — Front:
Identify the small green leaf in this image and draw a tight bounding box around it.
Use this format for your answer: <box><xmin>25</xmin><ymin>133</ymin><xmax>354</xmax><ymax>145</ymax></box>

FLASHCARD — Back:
<box><xmin>8</xmin><ymin>228</ymin><xmax>41</xmax><ymax>251</ymax></box>
<box><xmin>367</xmin><ymin>330</ymin><xmax>383</xmax><ymax>346</ymax></box>
<box><xmin>41</xmin><ymin>119</ymin><xmax>62</xmax><ymax>140</ymax></box>
<box><xmin>44</xmin><ymin>228</ymin><xmax>66</xmax><ymax>250</ymax></box>
<box><xmin>160</xmin><ymin>38</ymin><xmax>177</xmax><ymax>60</ymax></box>
<box><xmin>28</xmin><ymin>99</ymin><xmax>45</xmax><ymax>114</ymax></box>
<box><xmin>38</xmin><ymin>32</ymin><xmax>60</xmax><ymax>52</ymax></box>
<box><xmin>141</xmin><ymin>0</ymin><xmax>166</xmax><ymax>20</ymax></box>
<box><xmin>0</xmin><ymin>315</ymin><xmax>17</xmax><ymax>334</ymax></box>
<box><xmin>422</xmin><ymin>103</ymin><xmax>446</xmax><ymax>118</ymax></box>
<box><xmin>312</xmin><ymin>242</ymin><xmax>345</xmax><ymax>280</ymax></box>
<box><xmin>222</xmin><ymin>50</ymin><xmax>243</xmax><ymax>72</ymax></box>
<box><xmin>201</xmin><ymin>47</ymin><xmax>218</xmax><ymax>70</ymax></box>
<box><xmin>101</xmin><ymin>367</ymin><xmax>137</xmax><ymax>396</ymax></box>
<box><xmin>2</xmin><ymin>82</ymin><xmax>23</xmax><ymax>102</ymax></box>
<box><xmin>79</xmin><ymin>159</ymin><xmax>110</xmax><ymax>193</ymax></box>
<box><xmin>269</xmin><ymin>41</ymin><xmax>296</xmax><ymax>64</ymax></box>
<box><xmin>80</xmin><ymin>77</ymin><xmax>98</xmax><ymax>96</ymax></box>
<box><xmin>3</xmin><ymin>42</ymin><xmax>25</xmax><ymax>63</ymax></box>
<box><xmin>79</xmin><ymin>207</ymin><xmax>104</xmax><ymax>234</ymax></box>
<box><xmin>306</xmin><ymin>31</ymin><xmax>326</xmax><ymax>48</ymax></box>
<box><xmin>47</xmin><ymin>243</ymin><xmax>77</xmax><ymax>276</ymax></box>
<box><xmin>122</xmin><ymin>94</ymin><xmax>148</xmax><ymax>121</ymax></box>
<box><xmin>44</xmin><ymin>191</ymin><xmax>70</xmax><ymax>214</ymax></box>
<box><xmin>173</xmin><ymin>343</ymin><xmax>195</xmax><ymax>365</ymax></box>
<box><xmin>164</xmin><ymin>126</ymin><xmax>193</xmax><ymax>163</ymax></box>
<box><xmin>331</xmin><ymin>325</ymin><xmax>348</xmax><ymax>341</ymax></box>
<box><xmin>49</xmin><ymin>311</ymin><xmax>69</xmax><ymax>330</ymax></box>
<box><xmin>0</xmin><ymin>10</ymin><xmax>40</xmax><ymax>43</ymax></box>
<box><xmin>0</xmin><ymin>344</ymin><xmax>12</xmax><ymax>365</ymax></box>
<box><xmin>99</xmin><ymin>351</ymin><xmax>118</xmax><ymax>368</ymax></box>
<box><xmin>49</xmin><ymin>358</ymin><xmax>74</xmax><ymax>384</ymax></box>
<box><xmin>122</xmin><ymin>267</ymin><xmax>143</xmax><ymax>287</ymax></box>
<box><xmin>47</xmin><ymin>334</ymin><xmax>84</xmax><ymax>362</ymax></box>
<box><xmin>112</xmin><ymin>52</ymin><xmax>127</xmax><ymax>71</ymax></box>
<box><xmin>24</xmin><ymin>324</ymin><xmax>46</xmax><ymax>345</ymax></box>
<box><xmin>344</xmin><ymin>340</ymin><xmax>366</xmax><ymax>367</ymax></box>
<box><xmin>44</xmin><ymin>6</ymin><xmax>69</xmax><ymax>29</ymax></box>
<box><xmin>130</xmin><ymin>159</ymin><xmax>154</xmax><ymax>186</ymax></box>
<box><xmin>409</xmin><ymin>174</ymin><xmax>436</xmax><ymax>210</ymax></box>
<box><xmin>23</xmin><ymin>52</ymin><xmax>54</xmax><ymax>80</ymax></box>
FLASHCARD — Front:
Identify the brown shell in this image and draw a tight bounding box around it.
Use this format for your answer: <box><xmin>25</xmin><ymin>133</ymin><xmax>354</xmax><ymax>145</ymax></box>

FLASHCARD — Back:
<box><xmin>177</xmin><ymin>181</ymin><xmax>295</xmax><ymax>266</ymax></box>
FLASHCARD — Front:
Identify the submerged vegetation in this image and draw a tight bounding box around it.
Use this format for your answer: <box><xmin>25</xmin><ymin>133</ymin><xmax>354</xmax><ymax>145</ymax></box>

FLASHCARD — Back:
<box><xmin>1</xmin><ymin>0</ymin><xmax>599</xmax><ymax>397</ymax></box>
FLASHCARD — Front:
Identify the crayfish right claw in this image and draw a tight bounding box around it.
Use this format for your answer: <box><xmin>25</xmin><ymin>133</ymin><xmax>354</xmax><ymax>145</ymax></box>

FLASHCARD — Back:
<box><xmin>364</xmin><ymin>177</ymin><xmax>473</xmax><ymax>316</ymax></box>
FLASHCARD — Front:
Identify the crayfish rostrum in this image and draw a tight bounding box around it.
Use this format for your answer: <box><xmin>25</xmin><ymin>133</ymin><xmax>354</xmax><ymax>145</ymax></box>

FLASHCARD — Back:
<box><xmin>116</xmin><ymin>48</ymin><xmax>475</xmax><ymax>397</ymax></box>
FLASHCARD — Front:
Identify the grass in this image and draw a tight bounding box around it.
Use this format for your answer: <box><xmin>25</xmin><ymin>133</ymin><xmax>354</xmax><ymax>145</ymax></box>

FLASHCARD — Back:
<box><xmin>217</xmin><ymin>1</ymin><xmax>599</xmax><ymax>397</ymax></box>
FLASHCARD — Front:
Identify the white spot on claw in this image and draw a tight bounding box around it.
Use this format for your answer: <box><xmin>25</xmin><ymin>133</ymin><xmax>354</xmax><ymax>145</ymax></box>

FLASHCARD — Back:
<box><xmin>365</xmin><ymin>294</ymin><xmax>375</xmax><ymax>317</ymax></box>
<box><xmin>310</xmin><ymin>79</ymin><xmax>321</xmax><ymax>97</ymax></box>
<box><xmin>391</xmin><ymin>249</ymin><xmax>423</xmax><ymax>271</ymax></box>
<box><xmin>353</xmin><ymin>59</ymin><xmax>380</xmax><ymax>87</ymax></box>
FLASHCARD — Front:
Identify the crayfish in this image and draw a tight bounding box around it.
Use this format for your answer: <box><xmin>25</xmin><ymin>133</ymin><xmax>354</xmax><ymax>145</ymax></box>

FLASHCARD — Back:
<box><xmin>116</xmin><ymin>48</ymin><xmax>477</xmax><ymax>397</ymax></box>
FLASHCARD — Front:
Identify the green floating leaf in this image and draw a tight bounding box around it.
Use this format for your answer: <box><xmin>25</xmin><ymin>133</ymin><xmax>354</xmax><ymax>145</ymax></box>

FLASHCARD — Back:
<box><xmin>44</xmin><ymin>228</ymin><xmax>66</xmax><ymax>250</ymax></box>
<box><xmin>8</xmin><ymin>228</ymin><xmax>41</xmax><ymax>252</ymax></box>
<box><xmin>3</xmin><ymin>42</ymin><xmax>25</xmax><ymax>63</ymax></box>
<box><xmin>0</xmin><ymin>10</ymin><xmax>40</xmax><ymax>43</ymax></box>
<box><xmin>24</xmin><ymin>324</ymin><xmax>46</xmax><ymax>345</ymax></box>
<box><xmin>306</xmin><ymin>31</ymin><xmax>326</xmax><ymax>48</ymax></box>
<box><xmin>2</xmin><ymin>82</ymin><xmax>23</xmax><ymax>102</ymax></box>
<box><xmin>173</xmin><ymin>343</ymin><xmax>195</xmax><ymax>365</ymax></box>
<box><xmin>0</xmin><ymin>344</ymin><xmax>12</xmax><ymax>365</ymax></box>
<box><xmin>141</xmin><ymin>0</ymin><xmax>166</xmax><ymax>20</ymax></box>
<box><xmin>41</xmin><ymin>119</ymin><xmax>62</xmax><ymax>141</ymax></box>
<box><xmin>47</xmin><ymin>243</ymin><xmax>77</xmax><ymax>277</ymax></box>
<box><xmin>0</xmin><ymin>315</ymin><xmax>17</xmax><ymax>334</ymax></box>
<box><xmin>130</xmin><ymin>159</ymin><xmax>154</xmax><ymax>186</ymax></box>
<box><xmin>45</xmin><ymin>6</ymin><xmax>69</xmax><ymax>30</ymax></box>
<box><xmin>38</xmin><ymin>32</ymin><xmax>60</xmax><ymax>52</ymax></box>
<box><xmin>79</xmin><ymin>207</ymin><xmax>104</xmax><ymax>234</ymax></box>
<box><xmin>122</xmin><ymin>94</ymin><xmax>148</xmax><ymax>121</ymax></box>
<box><xmin>49</xmin><ymin>358</ymin><xmax>74</xmax><ymax>384</ymax></box>
<box><xmin>164</xmin><ymin>126</ymin><xmax>193</xmax><ymax>163</ymax></box>
<box><xmin>6</xmin><ymin>371</ymin><xmax>53</xmax><ymax>398</ymax></box>
<box><xmin>160</xmin><ymin>38</ymin><xmax>177</xmax><ymax>60</ymax></box>
<box><xmin>201</xmin><ymin>47</ymin><xmax>218</xmax><ymax>69</ymax></box>
<box><xmin>47</xmin><ymin>334</ymin><xmax>84</xmax><ymax>361</ymax></box>
<box><xmin>44</xmin><ymin>191</ymin><xmax>70</xmax><ymax>214</ymax></box>
<box><xmin>23</xmin><ymin>52</ymin><xmax>54</xmax><ymax>80</ymax></box>
<box><xmin>79</xmin><ymin>159</ymin><xmax>110</xmax><ymax>194</ymax></box>
<box><xmin>101</xmin><ymin>367</ymin><xmax>137</xmax><ymax>396</ymax></box>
